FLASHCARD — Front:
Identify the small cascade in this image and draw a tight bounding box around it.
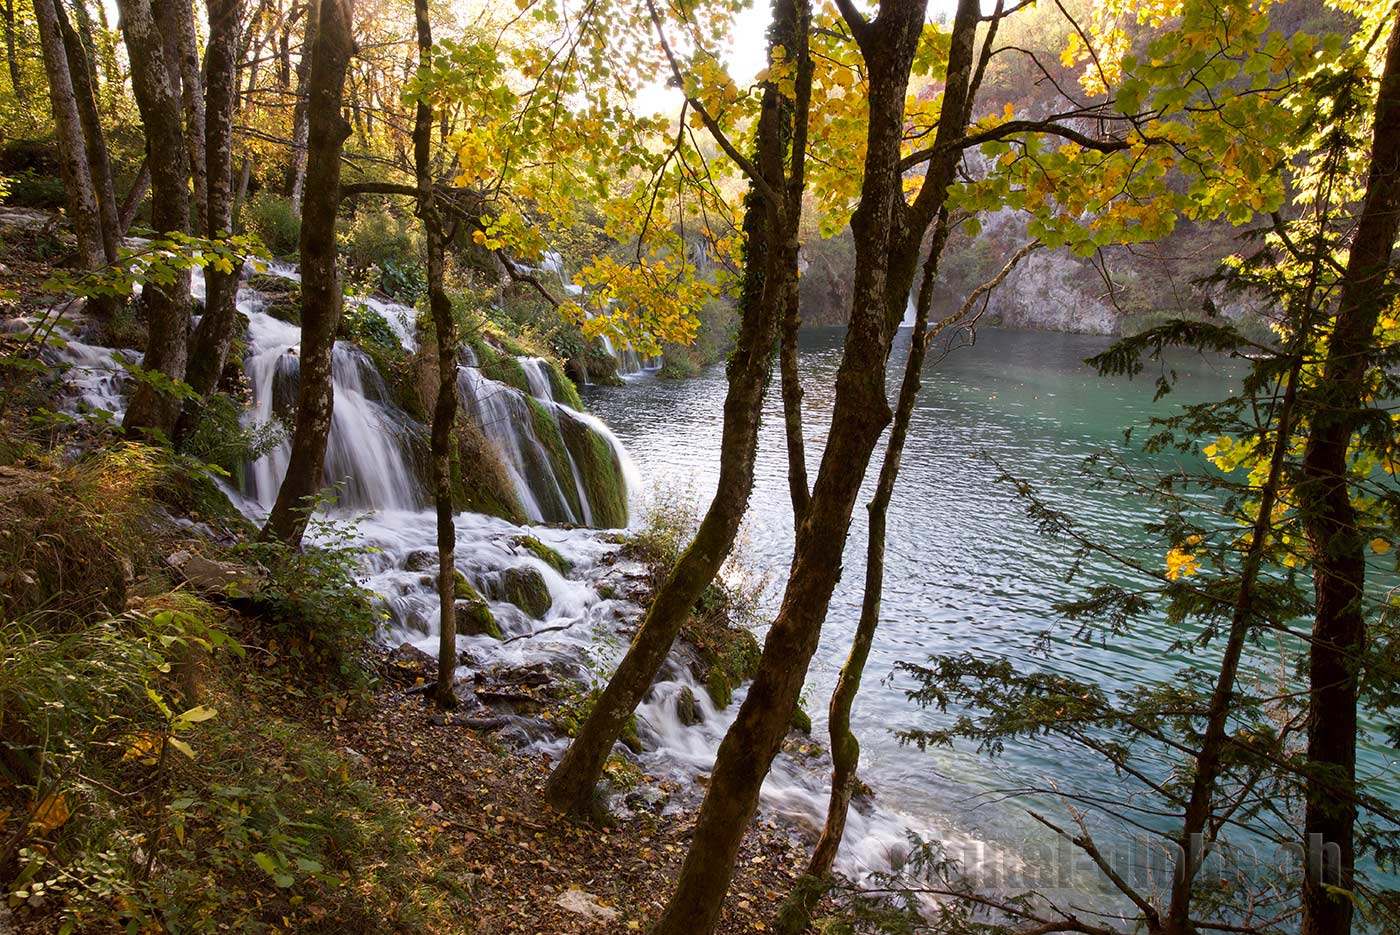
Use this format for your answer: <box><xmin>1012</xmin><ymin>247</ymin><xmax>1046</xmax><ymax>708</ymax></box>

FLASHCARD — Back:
<box><xmin>455</xmin><ymin>349</ymin><xmax>634</xmax><ymax>529</ymax></box>
<box><xmin>542</xmin><ymin>251</ymin><xmax>662</xmax><ymax>377</ymax></box>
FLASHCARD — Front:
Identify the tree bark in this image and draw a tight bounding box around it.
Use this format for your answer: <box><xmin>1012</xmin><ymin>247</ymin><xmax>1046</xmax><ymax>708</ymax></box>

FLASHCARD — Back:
<box><xmin>118</xmin><ymin>0</ymin><xmax>194</xmax><ymax>438</ymax></box>
<box><xmin>286</xmin><ymin>0</ymin><xmax>317</xmax><ymax>206</ymax></box>
<box><xmin>543</xmin><ymin>0</ymin><xmax>809</xmax><ymax>819</ymax></box>
<box><xmin>1297</xmin><ymin>22</ymin><xmax>1400</xmax><ymax>935</ymax></box>
<box><xmin>647</xmin><ymin>3</ymin><xmax>975</xmax><ymax>932</ymax></box>
<box><xmin>119</xmin><ymin>157</ymin><xmax>151</xmax><ymax>235</ymax></box>
<box><xmin>54</xmin><ymin>0</ymin><xmax>120</xmax><ymax>265</ymax></box>
<box><xmin>778</xmin><ymin>275</ymin><xmax>809</xmax><ymax>523</ymax></box>
<box><xmin>258</xmin><ymin>0</ymin><xmax>353</xmax><ymax>547</ymax></box>
<box><xmin>33</xmin><ymin>0</ymin><xmax>103</xmax><ymax>270</ymax></box>
<box><xmin>3</xmin><ymin>0</ymin><xmax>24</xmax><ymax>103</ymax></box>
<box><xmin>177</xmin><ymin>0</ymin><xmax>243</xmax><ymax>440</ymax></box>
<box><xmin>411</xmin><ymin>0</ymin><xmax>458</xmax><ymax>710</ymax></box>
<box><xmin>171</xmin><ymin>0</ymin><xmax>207</xmax><ymax>234</ymax></box>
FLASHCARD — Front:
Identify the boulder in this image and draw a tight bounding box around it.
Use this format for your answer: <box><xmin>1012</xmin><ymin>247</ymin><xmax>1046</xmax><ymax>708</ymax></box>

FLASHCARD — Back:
<box><xmin>676</xmin><ymin>686</ymin><xmax>703</xmax><ymax>726</ymax></box>
<box><xmin>499</xmin><ymin>565</ymin><xmax>552</xmax><ymax>619</ymax></box>
<box><xmin>405</xmin><ymin>549</ymin><xmax>436</xmax><ymax>572</ymax></box>
<box><xmin>454</xmin><ymin>598</ymin><xmax>501</xmax><ymax>640</ymax></box>
<box><xmin>165</xmin><ymin>550</ymin><xmax>264</xmax><ymax>597</ymax></box>
<box><xmin>513</xmin><ymin>534</ymin><xmax>571</xmax><ymax>575</ymax></box>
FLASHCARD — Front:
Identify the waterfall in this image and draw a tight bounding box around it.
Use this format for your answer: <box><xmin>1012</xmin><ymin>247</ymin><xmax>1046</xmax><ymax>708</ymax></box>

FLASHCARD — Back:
<box><xmin>542</xmin><ymin>251</ymin><xmax>662</xmax><ymax>377</ymax></box>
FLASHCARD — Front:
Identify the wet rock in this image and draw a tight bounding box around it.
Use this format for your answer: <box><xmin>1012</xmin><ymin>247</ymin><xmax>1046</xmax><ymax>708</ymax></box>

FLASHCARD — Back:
<box><xmin>499</xmin><ymin>565</ymin><xmax>552</xmax><ymax>618</ymax></box>
<box><xmin>495</xmin><ymin>662</ymin><xmax>555</xmax><ymax>687</ymax></box>
<box><xmin>455</xmin><ymin>598</ymin><xmax>501</xmax><ymax>640</ymax></box>
<box><xmin>405</xmin><ymin>549</ymin><xmax>436</xmax><ymax>572</ymax></box>
<box><xmin>791</xmin><ymin>705</ymin><xmax>812</xmax><ymax>735</ymax></box>
<box><xmin>676</xmin><ymin>686</ymin><xmax>703</xmax><ymax>726</ymax></box>
<box><xmin>513</xmin><ymin>534</ymin><xmax>571</xmax><ymax>575</ymax></box>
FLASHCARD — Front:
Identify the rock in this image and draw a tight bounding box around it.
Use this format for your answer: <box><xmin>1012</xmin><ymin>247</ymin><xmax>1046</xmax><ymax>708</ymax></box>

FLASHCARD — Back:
<box><xmin>619</xmin><ymin>714</ymin><xmax>643</xmax><ymax>753</ymax></box>
<box><xmin>512</xmin><ymin>534</ymin><xmax>571</xmax><ymax>575</ymax></box>
<box><xmin>498</xmin><ymin>565</ymin><xmax>552</xmax><ymax>618</ymax></box>
<box><xmin>405</xmin><ymin>549</ymin><xmax>437</xmax><ymax>572</ymax></box>
<box><xmin>790</xmin><ymin>705</ymin><xmax>812</xmax><ymax>735</ymax></box>
<box><xmin>495</xmin><ymin>662</ymin><xmax>554</xmax><ymax>687</ymax></box>
<box><xmin>385</xmin><ymin>642</ymin><xmax>435</xmax><ymax>683</ymax></box>
<box><xmin>676</xmin><ymin>686</ymin><xmax>703</xmax><ymax>726</ymax></box>
<box><xmin>554</xmin><ymin>888</ymin><xmax>618</xmax><ymax>922</ymax></box>
<box><xmin>165</xmin><ymin>550</ymin><xmax>264</xmax><ymax>596</ymax></box>
<box><xmin>455</xmin><ymin>598</ymin><xmax>502</xmax><ymax>640</ymax></box>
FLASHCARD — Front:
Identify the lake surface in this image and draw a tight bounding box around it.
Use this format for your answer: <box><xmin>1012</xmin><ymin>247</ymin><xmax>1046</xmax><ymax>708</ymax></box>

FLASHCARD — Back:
<box><xmin>585</xmin><ymin>325</ymin><xmax>1399</xmax><ymax>899</ymax></box>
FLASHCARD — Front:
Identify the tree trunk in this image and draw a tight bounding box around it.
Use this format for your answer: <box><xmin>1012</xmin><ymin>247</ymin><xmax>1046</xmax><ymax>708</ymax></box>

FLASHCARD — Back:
<box><xmin>55</xmin><ymin>0</ymin><xmax>120</xmax><ymax>265</ymax></box>
<box><xmin>170</xmin><ymin>0</ymin><xmax>207</xmax><ymax>234</ymax></box>
<box><xmin>176</xmin><ymin>0</ymin><xmax>243</xmax><ymax>441</ymax></box>
<box><xmin>647</xmin><ymin>3</ymin><xmax>972</xmax><ymax>931</ymax></box>
<box><xmin>543</xmin><ymin>0</ymin><xmax>808</xmax><ymax>819</ymax></box>
<box><xmin>119</xmin><ymin>0</ymin><xmax>192</xmax><ymax>438</ymax></box>
<box><xmin>33</xmin><ymin>0</ymin><xmax>103</xmax><ymax>270</ymax></box>
<box><xmin>258</xmin><ymin>0</ymin><xmax>353</xmax><ymax>547</ymax></box>
<box><xmin>4</xmin><ymin>0</ymin><xmax>24</xmax><ymax>103</ymax></box>
<box><xmin>119</xmin><ymin>158</ymin><xmax>152</xmax><ymax>235</ymax></box>
<box><xmin>1297</xmin><ymin>22</ymin><xmax>1400</xmax><ymax>935</ymax></box>
<box><xmin>411</xmin><ymin>0</ymin><xmax>458</xmax><ymax>710</ymax></box>
<box><xmin>775</xmin><ymin>216</ymin><xmax>949</xmax><ymax>935</ymax></box>
<box><xmin>286</xmin><ymin>0</ymin><xmax>317</xmax><ymax>206</ymax></box>
<box><xmin>778</xmin><ymin>277</ymin><xmax>809</xmax><ymax>522</ymax></box>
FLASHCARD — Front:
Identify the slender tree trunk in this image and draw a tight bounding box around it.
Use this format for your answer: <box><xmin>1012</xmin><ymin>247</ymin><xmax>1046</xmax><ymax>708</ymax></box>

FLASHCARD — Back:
<box><xmin>4</xmin><ymin>0</ymin><xmax>25</xmax><ymax>102</ymax></box>
<box><xmin>118</xmin><ymin>0</ymin><xmax>193</xmax><ymax>438</ymax></box>
<box><xmin>776</xmin><ymin>216</ymin><xmax>950</xmax><ymax>935</ymax></box>
<box><xmin>55</xmin><ymin>0</ymin><xmax>120</xmax><ymax>264</ymax></box>
<box><xmin>119</xmin><ymin>157</ymin><xmax>152</xmax><ymax>234</ymax></box>
<box><xmin>543</xmin><ymin>0</ymin><xmax>810</xmax><ymax>819</ymax></box>
<box><xmin>259</xmin><ymin>0</ymin><xmax>353</xmax><ymax>547</ymax></box>
<box><xmin>171</xmin><ymin>0</ymin><xmax>207</xmax><ymax>234</ymax></box>
<box><xmin>648</xmin><ymin>3</ymin><xmax>972</xmax><ymax>931</ymax></box>
<box><xmin>232</xmin><ymin>156</ymin><xmax>253</xmax><ymax>227</ymax></box>
<box><xmin>176</xmin><ymin>0</ymin><xmax>243</xmax><ymax>443</ymax></box>
<box><xmin>779</xmin><ymin>281</ymin><xmax>809</xmax><ymax>522</ymax></box>
<box><xmin>33</xmin><ymin>0</ymin><xmax>103</xmax><ymax>270</ymax></box>
<box><xmin>286</xmin><ymin>0</ymin><xmax>317</xmax><ymax>206</ymax></box>
<box><xmin>1297</xmin><ymin>23</ymin><xmax>1400</xmax><ymax>935</ymax></box>
<box><xmin>411</xmin><ymin>0</ymin><xmax>458</xmax><ymax>709</ymax></box>
<box><xmin>93</xmin><ymin>0</ymin><xmax>122</xmax><ymax>116</ymax></box>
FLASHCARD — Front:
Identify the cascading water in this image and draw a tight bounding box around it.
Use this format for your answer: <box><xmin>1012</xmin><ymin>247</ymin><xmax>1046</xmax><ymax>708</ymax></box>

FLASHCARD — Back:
<box><xmin>42</xmin><ymin>255</ymin><xmax>938</xmax><ymax>886</ymax></box>
<box><xmin>540</xmin><ymin>251</ymin><xmax>663</xmax><ymax>377</ymax></box>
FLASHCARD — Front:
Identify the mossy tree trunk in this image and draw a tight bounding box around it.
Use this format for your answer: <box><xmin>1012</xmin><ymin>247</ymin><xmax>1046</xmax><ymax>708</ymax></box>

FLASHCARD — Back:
<box><xmin>542</xmin><ymin>0</ymin><xmax>812</xmax><ymax>819</ymax></box>
<box><xmin>33</xmin><ymin>0</ymin><xmax>104</xmax><ymax>270</ymax></box>
<box><xmin>53</xmin><ymin>0</ymin><xmax>120</xmax><ymax>267</ymax></box>
<box><xmin>648</xmin><ymin>1</ymin><xmax>984</xmax><ymax>931</ymax></box>
<box><xmin>260</xmin><ymin>0</ymin><xmax>353</xmax><ymax>547</ymax></box>
<box><xmin>118</xmin><ymin>0</ymin><xmax>193</xmax><ymax>439</ymax></box>
<box><xmin>177</xmin><ymin>0</ymin><xmax>244</xmax><ymax>441</ymax></box>
<box><xmin>412</xmin><ymin>0</ymin><xmax>459</xmax><ymax>709</ymax></box>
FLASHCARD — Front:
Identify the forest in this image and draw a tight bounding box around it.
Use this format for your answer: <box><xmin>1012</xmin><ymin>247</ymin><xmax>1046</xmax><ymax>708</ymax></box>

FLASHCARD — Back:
<box><xmin>0</xmin><ymin>0</ymin><xmax>1398</xmax><ymax>931</ymax></box>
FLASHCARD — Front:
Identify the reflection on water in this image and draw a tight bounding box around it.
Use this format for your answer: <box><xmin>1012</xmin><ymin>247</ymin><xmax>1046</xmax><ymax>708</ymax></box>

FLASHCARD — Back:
<box><xmin>585</xmin><ymin>325</ymin><xmax>1399</xmax><ymax>900</ymax></box>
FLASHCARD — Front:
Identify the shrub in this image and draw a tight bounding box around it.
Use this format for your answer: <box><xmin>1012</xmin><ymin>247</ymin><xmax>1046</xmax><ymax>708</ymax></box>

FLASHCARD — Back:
<box><xmin>242</xmin><ymin>193</ymin><xmax>301</xmax><ymax>257</ymax></box>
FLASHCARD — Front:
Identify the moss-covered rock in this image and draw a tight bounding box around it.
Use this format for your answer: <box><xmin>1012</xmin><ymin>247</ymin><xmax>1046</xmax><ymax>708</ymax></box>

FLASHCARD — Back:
<box><xmin>544</xmin><ymin>358</ymin><xmax>584</xmax><ymax>411</ymax></box>
<box><xmin>498</xmin><ymin>565</ymin><xmax>552</xmax><ymax>619</ymax></box>
<box><xmin>247</xmin><ymin>275</ymin><xmax>302</xmax><ymax>324</ymax></box>
<box><xmin>468</xmin><ymin>336</ymin><xmax>531</xmax><ymax>394</ymax></box>
<box><xmin>454</xmin><ymin>597</ymin><xmax>502</xmax><ymax>640</ymax></box>
<box><xmin>686</xmin><ymin>611</ymin><xmax>762</xmax><ymax>711</ymax></box>
<box><xmin>790</xmin><ymin>705</ymin><xmax>812</xmax><ymax>735</ymax></box>
<box><xmin>557</xmin><ymin>410</ymin><xmax>628</xmax><ymax>528</ymax></box>
<box><xmin>525</xmin><ymin>397</ymin><xmax>585</xmax><ymax>521</ymax></box>
<box><xmin>619</xmin><ymin>713</ymin><xmax>643</xmax><ymax>753</ymax></box>
<box><xmin>513</xmin><ymin>535</ymin><xmax>571</xmax><ymax>575</ymax></box>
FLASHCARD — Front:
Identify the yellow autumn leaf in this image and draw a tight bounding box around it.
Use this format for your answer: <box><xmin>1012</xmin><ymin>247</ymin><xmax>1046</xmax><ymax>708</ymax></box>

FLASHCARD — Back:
<box><xmin>29</xmin><ymin>792</ymin><xmax>70</xmax><ymax>834</ymax></box>
<box><xmin>1165</xmin><ymin>548</ymin><xmax>1200</xmax><ymax>581</ymax></box>
<box><xmin>1372</xmin><ymin>538</ymin><xmax>1391</xmax><ymax>554</ymax></box>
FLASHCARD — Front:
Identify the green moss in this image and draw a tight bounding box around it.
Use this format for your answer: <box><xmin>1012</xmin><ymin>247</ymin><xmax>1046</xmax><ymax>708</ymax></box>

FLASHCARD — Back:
<box><xmin>513</xmin><ymin>535</ymin><xmax>571</xmax><ymax>575</ymax></box>
<box><xmin>544</xmin><ymin>359</ymin><xmax>585</xmax><ymax>410</ymax></box>
<box><xmin>620</xmin><ymin>714</ymin><xmax>643</xmax><ymax>753</ymax></box>
<box><xmin>452</xmin><ymin>569</ymin><xmax>478</xmax><ymax>601</ymax></box>
<box><xmin>525</xmin><ymin>396</ymin><xmax>584</xmax><ymax>521</ymax></box>
<box><xmin>247</xmin><ymin>275</ymin><xmax>301</xmax><ymax>324</ymax></box>
<box><xmin>688</xmin><ymin>615</ymin><xmax>761</xmax><ymax>711</ymax></box>
<box><xmin>451</xmin><ymin>572</ymin><xmax>501</xmax><ymax>640</ymax></box>
<box><xmin>468</xmin><ymin>336</ymin><xmax>531</xmax><ymax>393</ymax></box>
<box><xmin>791</xmin><ymin>705</ymin><xmax>812</xmax><ymax>735</ymax></box>
<box><xmin>705</xmin><ymin>667</ymin><xmax>733</xmax><ymax>709</ymax></box>
<box><xmin>450</xmin><ymin>415</ymin><xmax>527</xmax><ymax>524</ymax></box>
<box><xmin>557</xmin><ymin>412</ymin><xmax>629</xmax><ymax>528</ymax></box>
<box><xmin>499</xmin><ymin>566</ymin><xmax>552</xmax><ymax>619</ymax></box>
